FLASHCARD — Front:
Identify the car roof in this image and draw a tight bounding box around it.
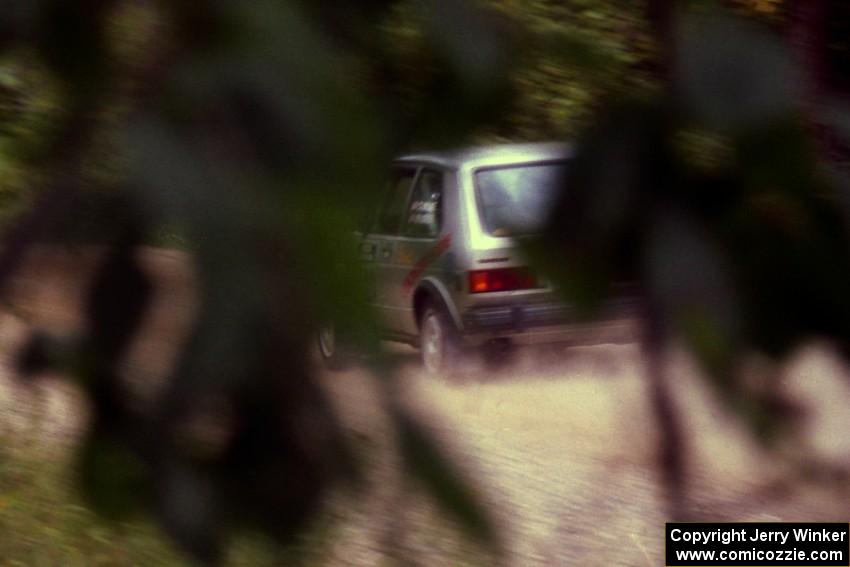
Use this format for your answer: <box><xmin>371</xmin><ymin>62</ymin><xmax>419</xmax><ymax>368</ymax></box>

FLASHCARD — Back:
<box><xmin>394</xmin><ymin>142</ymin><xmax>572</xmax><ymax>169</ymax></box>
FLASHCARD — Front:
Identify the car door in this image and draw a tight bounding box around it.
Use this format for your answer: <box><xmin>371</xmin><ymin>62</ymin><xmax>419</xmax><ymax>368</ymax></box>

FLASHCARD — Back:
<box><xmin>367</xmin><ymin>165</ymin><xmax>419</xmax><ymax>333</ymax></box>
<box><xmin>391</xmin><ymin>167</ymin><xmax>446</xmax><ymax>335</ymax></box>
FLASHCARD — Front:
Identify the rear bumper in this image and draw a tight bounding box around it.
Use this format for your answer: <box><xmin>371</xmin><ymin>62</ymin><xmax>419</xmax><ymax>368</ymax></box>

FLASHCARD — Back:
<box><xmin>459</xmin><ymin>298</ymin><xmax>640</xmax><ymax>346</ymax></box>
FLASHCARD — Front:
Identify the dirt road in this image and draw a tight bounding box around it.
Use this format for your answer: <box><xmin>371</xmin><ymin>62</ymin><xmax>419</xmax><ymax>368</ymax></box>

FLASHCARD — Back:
<box><xmin>3</xmin><ymin>247</ymin><xmax>850</xmax><ymax>566</ymax></box>
<box><xmin>317</xmin><ymin>342</ymin><xmax>850</xmax><ymax>566</ymax></box>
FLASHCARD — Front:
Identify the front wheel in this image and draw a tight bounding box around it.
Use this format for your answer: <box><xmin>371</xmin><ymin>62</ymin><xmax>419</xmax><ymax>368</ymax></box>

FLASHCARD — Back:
<box><xmin>317</xmin><ymin>324</ymin><xmax>353</xmax><ymax>371</ymax></box>
<box><xmin>419</xmin><ymin>304</ymin><xmax>461</xmax><ymax>376</ymax></box>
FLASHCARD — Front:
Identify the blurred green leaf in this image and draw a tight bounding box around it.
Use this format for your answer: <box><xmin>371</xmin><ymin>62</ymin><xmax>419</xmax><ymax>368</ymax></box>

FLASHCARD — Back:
<box><xmin>416</xmin><ymin>0</ymin><xmax>508</xmax><ymax>89</ymax></box>
<box><xmin>77</xmin><ymin>435</ymin><xmax>150</xmax><ymax>522</ymax></box>
<box><xmin>645</xmin><ymin>210</ymin><xmax>742</xmax><ymax>377</ymax></box>
<box><xmin>394</xmin><ymin>409</ymin><xmax>502</xmax><ymax>556</ymax></box>
<box><xmin>675</xmin><ymin>11</ymin><xmax>799</xmax><ymax>131</ymax></box>
<box><xmin>157</xmin><ymin>461</ymin><xmax>222</xmax><ymax>564</ymax></box>
<box><xmin>828</xmin><ymin>102</ymin><xmax>850</xmax><ymax>147</ymax></box>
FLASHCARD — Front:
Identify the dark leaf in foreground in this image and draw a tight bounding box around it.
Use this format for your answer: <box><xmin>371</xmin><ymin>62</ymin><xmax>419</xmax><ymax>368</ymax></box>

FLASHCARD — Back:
<box><xmin>77</xmin><ymin>432</ymin><xmax>151</xmax><ymax>522</ymax></box>
<box><xmin>675</xmin><ymin>11</ymin><xmax>799</xmax><ymax>131</ymax></box>
<box><xmin>394</xmin><ymin>408</ymin><xmax>502</xmax><ymax>557</ymax></box>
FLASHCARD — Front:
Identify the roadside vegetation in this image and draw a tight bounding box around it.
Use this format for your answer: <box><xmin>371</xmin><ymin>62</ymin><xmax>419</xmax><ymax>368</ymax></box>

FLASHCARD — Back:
<box><xmin>2</xmin><ymin>0</ymin><xmax>850</xmax><ymax>564</ymax></box>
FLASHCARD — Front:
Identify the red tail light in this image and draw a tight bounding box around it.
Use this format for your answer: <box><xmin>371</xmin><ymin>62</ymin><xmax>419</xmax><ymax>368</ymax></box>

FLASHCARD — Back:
<box><xmin>468</xmin><ymin>268</ymin><xmax>539</xmax><ymax>293</ymax></box>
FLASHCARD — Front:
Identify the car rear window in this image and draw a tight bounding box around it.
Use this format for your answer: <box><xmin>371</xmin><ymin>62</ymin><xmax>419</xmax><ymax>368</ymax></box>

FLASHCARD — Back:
<box><xmin>474</xmin><ymin>161</ymin><xmax>568</xmax><ymax>236</ymax></box>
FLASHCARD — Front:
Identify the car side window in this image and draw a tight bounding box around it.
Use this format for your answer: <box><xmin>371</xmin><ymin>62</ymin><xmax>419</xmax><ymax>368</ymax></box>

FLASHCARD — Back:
<box><xmin>375</xmin><ymin>168</ymin><xmax>417</xmax><ymax>235</ymax></box>
<box><xmin>404</xmin><ymin>169</ymin><xmax>442</xmax><ymax>238</ymax></box>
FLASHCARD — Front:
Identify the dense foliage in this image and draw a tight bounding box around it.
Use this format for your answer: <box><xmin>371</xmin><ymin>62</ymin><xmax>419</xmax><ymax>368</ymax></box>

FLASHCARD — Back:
<box><xmin>2</xmin><ymin>0</ymin><xmax>850</xmax><ymax>563</ymax></box>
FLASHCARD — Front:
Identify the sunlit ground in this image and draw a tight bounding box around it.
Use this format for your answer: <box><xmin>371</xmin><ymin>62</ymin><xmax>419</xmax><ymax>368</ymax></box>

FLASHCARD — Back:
<box><xmin>2</xmin><ymin>248</ymin><xmax>850</xmax><ymax>566</ymax></box>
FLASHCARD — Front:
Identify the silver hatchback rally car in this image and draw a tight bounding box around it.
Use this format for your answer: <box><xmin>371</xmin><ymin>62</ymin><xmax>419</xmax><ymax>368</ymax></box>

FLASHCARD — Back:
<box><xmin>318</xmin><ymin>142</ymin><xmax>634</xmax><ymax>374</ymax></box>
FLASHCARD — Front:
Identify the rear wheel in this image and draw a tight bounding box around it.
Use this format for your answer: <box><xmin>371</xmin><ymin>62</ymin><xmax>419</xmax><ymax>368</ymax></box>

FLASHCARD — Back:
<box><xmin>317</xmin><ymin>324</ymin><xmax>353</xmax><ymax>371</ymax></box>
<box><xmin>420</xmin><ymin>303</ymin><xmax>461</xmax><ymax>376</ymax></box>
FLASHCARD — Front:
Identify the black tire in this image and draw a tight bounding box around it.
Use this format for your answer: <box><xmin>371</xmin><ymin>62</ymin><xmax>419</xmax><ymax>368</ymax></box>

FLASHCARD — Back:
<box><xmin>419</xmin><ymin>302</ymin><xmax>462</xmax><ymax>376</ymax></box>
<box><xmin>317</xmin><ymin>324</ymin><xmax>354</xmax><ymax>371</ymax></box>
